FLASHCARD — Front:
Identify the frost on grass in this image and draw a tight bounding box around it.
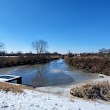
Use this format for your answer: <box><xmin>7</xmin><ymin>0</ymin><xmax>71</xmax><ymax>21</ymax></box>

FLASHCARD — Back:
<box><xmin>70</xmin><ymin>81</ymin><xmax>110</xmax><ymax>101</ymax></box>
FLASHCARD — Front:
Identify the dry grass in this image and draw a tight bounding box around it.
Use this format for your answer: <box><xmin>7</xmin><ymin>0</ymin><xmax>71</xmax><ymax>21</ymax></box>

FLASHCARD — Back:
<box><xmin>0</xmin><ymin>82</ymin><xmax>34</xmax><ymax>93</ymax></box>
<box><xmin>0</xmin><ymin>54</ymin><xmax>59</xmax><ymax>68</ymax></box>
<box><xmin>70</xmin><ymin>81</ymin><xmax>110</xmax><ymax>101</ymax></box>
<box><xmin>65</xmin><ymin>56</ymin><xmax>110</xmax><ymax>76</ymax></box>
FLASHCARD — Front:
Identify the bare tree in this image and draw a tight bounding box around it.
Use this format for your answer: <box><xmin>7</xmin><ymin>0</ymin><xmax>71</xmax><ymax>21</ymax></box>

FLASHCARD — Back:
<box><xmin>0</xmin><ymin>41</ymin><xmax>4</xmax><ymax>50</ymax></box>
<box><xmin>68</xmin><ymin>50</ymin><xmax>73</xmax><ymax>58</ymax></box>
<box><xmin>32</xmin><ymin>40</ymin><xmax>48</xmax><ymax>54</ymax></box>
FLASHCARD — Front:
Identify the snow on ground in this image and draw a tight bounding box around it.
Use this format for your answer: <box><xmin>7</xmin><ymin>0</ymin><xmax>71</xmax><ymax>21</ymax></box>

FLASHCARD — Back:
<box><xmin>0</xmin><ymin>76</ymin><xmax>110</xmax><ymax>110</ymax></box>
<box><xmin>36</xmin><ymin>76</ymin><xmax>110</xmax><ymax>97</ymax></box>
<box><xmin>0</xmin><ymin>89</ymin><xmax>110</xmax><ymax>110</ymax></box>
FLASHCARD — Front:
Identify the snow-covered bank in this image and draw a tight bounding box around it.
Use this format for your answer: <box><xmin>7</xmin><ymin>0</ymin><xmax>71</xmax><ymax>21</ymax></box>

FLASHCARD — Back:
<box><xmin>0</xmin><ymin>76</ymin><xmax>110</xmax><ymax>110</ymax></box>
<box><xmin>0</xmin><ymin>89</ymin><xmax>110</xmax><ymax>110</ymax></box>
<box><xmin>36</xmin><ymin>76</ymin><xmax>110</xmax><ymax>97</ymax></box>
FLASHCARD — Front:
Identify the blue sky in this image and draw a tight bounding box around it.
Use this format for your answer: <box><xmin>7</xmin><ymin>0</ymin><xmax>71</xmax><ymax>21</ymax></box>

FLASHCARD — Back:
<box><xmin>0</xmin><ymin>0</ymin><xmax>110</xmax><ymax>53</ymax></box>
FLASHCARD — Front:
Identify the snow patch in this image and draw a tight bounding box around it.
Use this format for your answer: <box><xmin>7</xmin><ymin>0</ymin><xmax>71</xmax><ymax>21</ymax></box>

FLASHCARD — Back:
<box><xmin>0</xmin><ymin>89</ymin><xmax>110</xmax><ymax>110</ymax></box>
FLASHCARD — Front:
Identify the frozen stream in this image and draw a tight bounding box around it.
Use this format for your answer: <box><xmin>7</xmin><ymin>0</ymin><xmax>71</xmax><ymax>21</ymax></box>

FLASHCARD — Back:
<box><xmin>0</xmin><ymin>59</ymin><xmax>98</xmax><ymax>88</ymax></box>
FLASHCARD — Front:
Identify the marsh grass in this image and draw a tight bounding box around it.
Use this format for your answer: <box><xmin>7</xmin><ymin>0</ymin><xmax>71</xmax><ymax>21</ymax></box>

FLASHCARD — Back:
<box><xmin>70</xmin><ymin>81</ymin><xmax>110</xmax><ymax>101</ymax></box>
<box><xmin>65</xmin><ymin>56</ymin><xmax>110</xmax><ymax>76</ymax></box>
<box><xmin>0</xmin><ymin>55</ymin><xmax>60</xmax><ymax>68</ymax></box>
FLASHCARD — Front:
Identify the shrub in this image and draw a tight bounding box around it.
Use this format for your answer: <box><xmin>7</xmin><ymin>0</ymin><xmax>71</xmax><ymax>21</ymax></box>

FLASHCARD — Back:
<box><xmin>70</xmin><ymin>81</ymin><xmax>110</xmax><ymax>101</ymax></box>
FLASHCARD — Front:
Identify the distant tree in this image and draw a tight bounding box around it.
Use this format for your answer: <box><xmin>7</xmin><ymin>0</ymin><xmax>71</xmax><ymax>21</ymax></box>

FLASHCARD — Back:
<box><xmin>99</xmin><ymin>48</ymin><xmax>110</xmax><ymax>60</ymax></box>
<box><xmin>16</xmin><ymin>51</ymin><xmax>23</xmax><ymax>56</ymax></box>
<box><xmin>52</xmin><ymin>52</ymin><xmax>58</xmax><ymax>55</ymax></box>
<box><xmin>0</xmin><ymin>51</ymin><xmax>6</xmax><ymax>56</ymax></box>
<box><xmin>0</xmin><ymin>41</ymin><xmax>4</xmax><ymax>51</ymax></box>
<box><xmin>32</xmin><ymin>40</ymin><xmax>48</xmax><ymax>54</ymax></box>
<box><xmin>11</xmin><ymin>51</ymin><xmax>14</xmax><ymax>54</ymax></box>
<box><xmin>67</xmin><ymin>51</ymin><xmax>73</xmax><ymax>58</ymax></box>
<box><xmin>28</xmin><ymin>51</ymin><xmax>33</xmax><ymax>55</ymax></box>
<box><xmin>99</xmin><ymin>48</ymin><xmax>107</xmax><ymax>54</ymax></box>
<box><xmin>10</xmin><ymin>51</ymin><xmax>15</xmax><ymax>56</ymax></box>
<box><xmin>45</xmin><ymin>51</ymin><xmax>51</xmax><ymax>55</ymax></box>
<box><xmin>108</xmin><ymin>49</ymin><xmax>110</xmax><ymax>54</ymax></box>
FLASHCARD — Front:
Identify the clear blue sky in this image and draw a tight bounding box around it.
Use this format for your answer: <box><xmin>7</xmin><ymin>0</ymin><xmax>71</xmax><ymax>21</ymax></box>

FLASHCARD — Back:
<box><xmin>0</xmin><ymin>0</ymin><xmax>110</xmax><ymax>53</ymax></box>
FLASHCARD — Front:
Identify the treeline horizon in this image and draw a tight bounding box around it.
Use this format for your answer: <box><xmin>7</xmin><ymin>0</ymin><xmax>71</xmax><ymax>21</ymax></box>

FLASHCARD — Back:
<box><xmin>0</xmin><ymin>40</ymin><xmax>62</xmax><ymax>56</ymax></box>
<box><xmin>0</xmin><ymin>40</ymin><xmax>62</xmax><ymax>68</ymax></box>
<box><xmin>0</xmin><ymin>48</ymin><xmax>110</xmax><ymax>56</ymax></box>
<box><xmin>0</xmin><ymin>51</ymin><xmax>62</xmax><ymax>56</ymax></box>
<box><xmin>0</xmin><ymin>40</ymin><xmax>110</xmax><ymax>56</ymax></box>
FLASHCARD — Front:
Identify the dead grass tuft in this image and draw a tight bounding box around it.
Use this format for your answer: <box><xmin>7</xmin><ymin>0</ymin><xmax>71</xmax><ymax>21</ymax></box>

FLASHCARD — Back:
<box><xmin>70</xmin><ymin>81</ymin><xmax>110</xmax><ymax>101</ymax></box>
<box><xmin>0</xmin><ymin>82</ymin><xmax>34</xmax><ymax>93</ymax></box>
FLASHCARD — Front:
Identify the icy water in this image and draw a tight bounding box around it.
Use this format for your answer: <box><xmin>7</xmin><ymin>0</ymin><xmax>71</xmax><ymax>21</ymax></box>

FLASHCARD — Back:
<box><xmin>0</xmin><ymin>59</ymin><xmax>98</xmax><ymax>87</ymax></box>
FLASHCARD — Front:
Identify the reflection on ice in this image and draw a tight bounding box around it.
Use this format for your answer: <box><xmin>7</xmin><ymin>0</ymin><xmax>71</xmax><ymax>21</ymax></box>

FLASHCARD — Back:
<box><xmin>51</xmin><ymin>69</ymin><xmax>62</xmax><ymax>73</ymax></box>
<box><xmin>0</xmin><ymin>59</ymin><xmax>97</xmax><ymax>87</ymax></box>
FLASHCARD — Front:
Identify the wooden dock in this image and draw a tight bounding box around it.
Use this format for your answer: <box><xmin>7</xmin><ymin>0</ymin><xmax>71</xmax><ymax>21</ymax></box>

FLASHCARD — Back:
<box><xmin>0</xmin><ymin>75</ymin><xmax>22</xmax><ymax>84</ymax></box>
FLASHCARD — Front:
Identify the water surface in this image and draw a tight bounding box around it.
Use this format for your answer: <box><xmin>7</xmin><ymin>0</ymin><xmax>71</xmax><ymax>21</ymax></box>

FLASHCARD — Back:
<box><xmin>0</xmin><ymin>59</ymin><xmax>98</xmax><ymax>87</ymax></box>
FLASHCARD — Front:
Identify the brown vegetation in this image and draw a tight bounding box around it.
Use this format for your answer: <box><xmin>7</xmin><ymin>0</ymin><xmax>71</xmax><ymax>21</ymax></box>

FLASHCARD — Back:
<box><xmin>0</xmin><ymin>54</ymin><xmax>61</xmax><ymax>68</ymax></box>
<box><xmin>65</xmin><ymin>55</ymin><xmax>110</xmax><ymax>76</ymax></box>
<box><xmin>0</xmin><ymin>82</ymin><xmax>23</xmax><ymax>93</ymax></box>
<box><xmin>0</xmin><ymin>82</ymin><xmax>34</xmax><ymax>93</ymax></box>
<box><xmin>0</xmin><ymin>40</ymin><xmax>61</xmax><ymax>68</ymax></box>
<box><xmin>70</xmin><ymin>81</ymin><xmax>110</xmax><ymax>101</ymax></box>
